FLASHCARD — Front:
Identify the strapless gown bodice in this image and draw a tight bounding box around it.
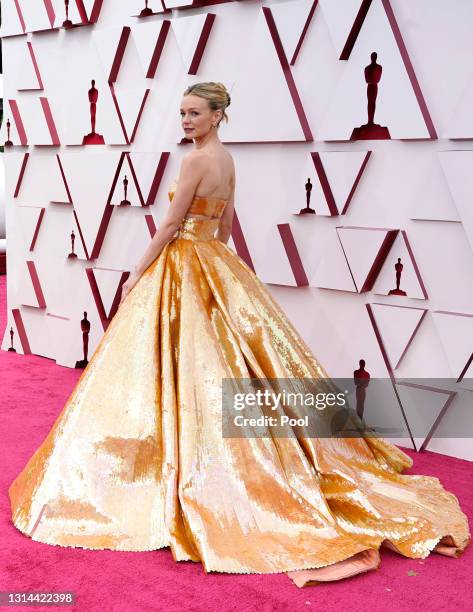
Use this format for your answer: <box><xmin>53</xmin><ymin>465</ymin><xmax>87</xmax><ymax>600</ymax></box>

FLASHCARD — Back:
<box><xmin>168</xmin><ymin>183</ymin><xmax>227</xmax><ymax>241</ymax></box>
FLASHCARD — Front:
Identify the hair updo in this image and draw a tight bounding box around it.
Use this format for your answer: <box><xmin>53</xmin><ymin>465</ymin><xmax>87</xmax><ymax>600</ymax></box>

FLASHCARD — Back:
<box><xmin>183</xmin><ymin>81</ymin><xmax>231</xmax><ymax>127</ymax></box>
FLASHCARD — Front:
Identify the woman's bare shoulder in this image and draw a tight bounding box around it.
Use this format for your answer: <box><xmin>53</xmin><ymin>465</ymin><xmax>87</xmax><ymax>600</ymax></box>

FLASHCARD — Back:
<box><xmin>182</xmin><ymin>147</ymin><xmax>235</xmax><ymax>184</ymax></box>
<box><xmin>221</xmin><ymin>146</ymin><xmax>234</xmax><ymax>161</ymax></box>
<box><xmin>222</xmin><ymin>148</ymin><xmax>235</xmax><ymax>173</ymax></box>
<box><xmin>180</xmin><ymin>150</ymin><xmax>209</xmax><ymax>175</ymax></box>
<box><xmin>182</xmin><ymin>149</ymin><xmax>207</xmax><ymax>163</ymax></box>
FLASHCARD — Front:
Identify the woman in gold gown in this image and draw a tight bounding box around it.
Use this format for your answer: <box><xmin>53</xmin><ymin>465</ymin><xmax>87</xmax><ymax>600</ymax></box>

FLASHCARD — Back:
<box><xmin>9</xmin><ymin>82</ymin><xmax>470</xmax><ymax>587</ymax></box>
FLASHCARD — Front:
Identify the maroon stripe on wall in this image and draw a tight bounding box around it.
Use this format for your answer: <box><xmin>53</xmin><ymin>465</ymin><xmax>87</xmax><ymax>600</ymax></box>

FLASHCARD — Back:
<box><xmin>13</xmin><ymin>0</ymin><xmax>26</xmax><ymax>33</ymax></box>
<box><xmin>341</xmin><ymin>151</ymin><xmax>371</xmax><ymax>215</ymax></box>
<box><xmin>72</xmin><ymin>209</ymin><xmax>90</xmax><ymax>260</ymax></box>
<box><xmin>109</xmin><ymin>84</ymin><xmax>129</xmax><ymax>145</ymax></box>
<box><xmin>145</xmin><ymin>214</ymin><xmax>157</xmax><ymax>237</ymax></box>
<box><xmin>90</xmin><ymin>204</ymin><xmax>115</xmax><ymax>260</ymax></box>
<box><xmin>339</xmin><ymin>0</ymin><xmax>372</xmax><ymax>60</ymax></box>
<box><xmin>125</xmin><ymin>153</ymin><xmax>146</xmax><ymax>206</ymax></box>
<box><xmin>75</xmin><ymin>0</ymin><xmax>89</xmax><ymax>23</ymax></box>
<box><xmin>14</xmin><ymin>153</ymin><xmax>30</xmax><ymax>198</ymax></box>
<box><xmin>86</xmin><ymin>268</ymin><xmax>130</xmax><ymax>331</ymax></box>
<box><xmin>89</xmin><ymin>0</ymin><xmax>104</xmax><ymax>23</ymax></box>
<box><xmin>146</xmin><ymin>152</ymin><xmax>170</xmax><ymax>206</ymax></box>
<box><xmin>382</xmin><ymin>0</ymin><xmax>437</xmax><ymax>139</ymax></box>
<box><xmin>366</xmin><ymin>303</ymin><xmax>416</xmax><ymax>448</ymax></box>
<box><xmin>401</xmin><ymin>229</ymin><xmax>428</xmax><ymax>299</ymax></box>
<box><xmin>85</xmin><ymin>268</ymin><xmax>108</xmax><ymax>331</ymax></box>
<box><xmin>40</xmin><ymin>98</ymin><xmax>60</xmax><ymax>145</ymax></box>
<box><xmin>231</xmin><ymin>211</ymin><xmax>255</xmax><ymax>273</ymax></box>
<box><xmin>27</xmin><ymin>261</ymin><xmax>47</xmax><ymax>308</ymax></box>
<box><xmin>106</xmin><ymin>152</ymin><xmax>126</xmax><ymax>205</ymax></box>
<box><xmin>147</xmin><ymin>21</ymin><xmax>171</xmax><ymax>78</ymax></box>
<box><xmin>365</xmin><ymin>303</ymin><xmax>394</xmax><ymax>378</ymax></box>
<box><xmin>311</xmin><ymin>152</ymin><xmax>338</xmax><ymax>216</ymax></box>
<box><xmin>191</xmin><ymin>0</ymin><xmax>234</xmax><ymax>7</ymax></box>
<box><xmin>109</xmin><ymin>27</ymin><xmax>131</xmax><ymax>84</ymax></box>
<box><xmin>27</xmin><ymin>42</ymin><xmax>44</xmax><ymax>89</ymax></box>
<box><xmin>458</xmin><ymin>353</ymin><xmax>473</xmax><ymax>383</ymax></box>
<box><xmin>30</xmin><ymin>209</ymin><xmax>46</xmax><ymax>251</ymax></box>
<box><xmin>56</xmin><ymin>155</ymin><xmax>73</xmax><ymax>203</ymax></box>
<box><xmin>43</xmin><ymin>0</ymin><xmax>56</xmax><ymax>27</ymax></box>
<box><xmin>418</xmin><ymin>390</ymin><xmax>455</xmax><ymax>451</ymax></box>
<box><xmin>110</xmin><ymin>87</ymin><xmax>151</xmax><ymax>145</ymax></box>
<box><xmin>12</xmin><ymin>309</ymin><xmax>32</xmax><ymax>354</ymax></box>
<box><xmin>395</xmin><ymin>308</ymin><xmax>427</xmax><ymax>369</ymax></box>
<box><xmin>290</xmin><ymin>0</ymin><xmax>318</xmax><ymax>65</ymax></box>
<box><xmin>130</xmin><ymin>89</ymin><xmax>151</xmax><ymax>143</ymax></box>
<box><xmin>263</xmin><ymin>6</ymin><xmax>313</xmax><ymax>142</ymax></box>
<box><xmin>9</xmin><ymin>100</ymin><xmax>28</xmax><ymax>146</ymax></box>
<box><xmin>189</xmin><ymin>13</ymin><xmax>216</xmax><ymax>75</ymax></box>
<box><xmin>277</xmin><ymin>223</ymin><xmax>309</xmax><ymax>286</ymax></box>
<box><xmin>107</xmin><ymin>272</ymin><xmax>129</xmax><ymax>325</ymax></box>
<box><xmin>360</xmin><ymin>229</ymin><xmax>398</xmax><ymax>292</ymax></box>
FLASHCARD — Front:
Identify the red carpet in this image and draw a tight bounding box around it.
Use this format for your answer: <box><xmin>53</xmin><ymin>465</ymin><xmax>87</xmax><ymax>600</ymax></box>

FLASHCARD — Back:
<box><xmin>1</xmin><ymin>274</ymin><xmax>472</xmax><ymax>611</ymax></box>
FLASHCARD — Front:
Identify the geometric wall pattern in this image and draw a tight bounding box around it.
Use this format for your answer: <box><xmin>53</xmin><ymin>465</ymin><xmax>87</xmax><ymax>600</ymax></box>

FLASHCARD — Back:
<box><xmin>2</xmin><ymin>0</ymin><xmax>473</xmax><ymax>460</ymax></box>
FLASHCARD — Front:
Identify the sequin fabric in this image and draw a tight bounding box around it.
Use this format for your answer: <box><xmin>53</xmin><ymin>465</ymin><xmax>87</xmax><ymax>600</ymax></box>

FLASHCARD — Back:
<box><xmin>9</xmin><ymin>187</ymin><xmax>470</xmax><ymax>575</ymax></box>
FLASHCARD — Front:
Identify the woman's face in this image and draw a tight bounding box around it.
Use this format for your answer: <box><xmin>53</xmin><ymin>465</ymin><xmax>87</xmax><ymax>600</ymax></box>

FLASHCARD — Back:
<box><xmin>180</xmin><ymin>95</ymin><xmax>221</xmax><ymax>138</ymax></box>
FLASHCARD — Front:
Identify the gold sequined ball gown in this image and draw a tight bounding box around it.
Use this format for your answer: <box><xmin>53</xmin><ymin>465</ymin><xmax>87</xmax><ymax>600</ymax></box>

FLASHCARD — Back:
<box><xmin>9</xmin><ymin>183</ymin><xmax>470</xmax><ymax>578</ymax></box>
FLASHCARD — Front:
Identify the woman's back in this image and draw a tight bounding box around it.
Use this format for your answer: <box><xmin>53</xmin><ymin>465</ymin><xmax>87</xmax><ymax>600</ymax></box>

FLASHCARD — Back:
<box><xmin>191</xmin><ymin>148</ymin><xmax>235</xmax><ymax>201</ymax></box>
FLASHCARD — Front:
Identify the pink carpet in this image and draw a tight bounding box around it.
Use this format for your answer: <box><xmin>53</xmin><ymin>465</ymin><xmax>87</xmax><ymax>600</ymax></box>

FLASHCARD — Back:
<box><xmin>0</xmin><ymin>274</ymin><xmax>471</xmax><ymax>611</ymax></box>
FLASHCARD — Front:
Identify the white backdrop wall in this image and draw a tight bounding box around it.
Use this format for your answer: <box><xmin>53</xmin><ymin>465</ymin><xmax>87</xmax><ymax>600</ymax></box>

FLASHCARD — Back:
<box><xmin>1</xmin><ymin>0</ymin><xmax>473</xmax><ymax>460</ymax></box>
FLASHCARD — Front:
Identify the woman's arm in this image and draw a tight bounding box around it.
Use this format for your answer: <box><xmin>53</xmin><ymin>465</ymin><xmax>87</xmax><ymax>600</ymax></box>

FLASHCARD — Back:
<box><xmin>119</xmin><ymin>153</ymin><xmax>206</xmax><ymax>304</ymax></box>
<box><xmin>216</xmin><ymin>171</ymin><xmax>235</xmax><ymax>244</ymax></box>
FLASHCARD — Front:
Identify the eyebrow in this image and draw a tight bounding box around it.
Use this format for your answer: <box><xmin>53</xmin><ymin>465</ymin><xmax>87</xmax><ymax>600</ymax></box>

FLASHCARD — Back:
<box><xmin>180</xmin><ymin>107</ymin><xmax>200</xmax><ymax>111</ymax></box>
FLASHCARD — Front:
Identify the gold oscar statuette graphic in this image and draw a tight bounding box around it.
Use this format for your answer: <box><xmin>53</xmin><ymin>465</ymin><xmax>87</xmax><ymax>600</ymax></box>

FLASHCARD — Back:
<box><xmin>62</xmin><ymin>0</ymin><xmax>73</xmax><ymax>29</ymax></box>
<box><xmin>75</xmin><ymin>312</ymin><xmax>91</xmax><ymax>368</ymax></box>
<box><xmin>119</xmin><ymin>175</ymin><xmax>131</xmax><ymax>206</ymax></box>
<box><xmin>140</xmin><ymin>1</ymin><xmax>154</xmax><ymax>17</ymax></box>
<box><xmin>351</xmin><ymin>52</ymin><xmax>391</xmax><ymax>140</ymax></box>
<box><xmin>299</xmin><ymin>177</ymin><xmax>316</xmax><ymax>215</ymax></box>
<box><xmin>5</xmin><ymin>118</ymin><xmax>14</xmax><ymax>147</ymax></box>
<box><xmin>388</xmin><ymin>257</ymin><xmax>407</xmax><ymax>296</ymax></box>
<box><xmin>83</xmin><ymin>80</ymin><xmax>105</xmax><ymax>145</ymax></box>
<box><xmin>8</xmin><ymin>326</ymin><xmax>17</xmax><ymax>353</ymax></box>
<box><xmin>67</xmin><ymin>230</ymin><xmax>78</xmax><ymax>259</ymax></box>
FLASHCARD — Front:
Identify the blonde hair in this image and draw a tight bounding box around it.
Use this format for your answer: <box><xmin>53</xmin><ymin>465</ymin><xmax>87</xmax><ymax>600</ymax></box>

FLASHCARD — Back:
<box><xmin>183</xmin><ymin>81</ymin><xmax>231</xmax><ymax>127</ymax></box>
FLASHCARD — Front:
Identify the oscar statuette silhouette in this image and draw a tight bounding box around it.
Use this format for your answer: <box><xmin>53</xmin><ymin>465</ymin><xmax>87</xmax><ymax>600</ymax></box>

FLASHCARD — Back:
<box><xmin>119</xmin><ymin>175</ymin><xmax>131</xmax><ymax>206</ymax></box>
<box><xmin>354</xmin><ymin>359</ymin><xmax>370</xmax><ymax>420</ymax></box>
<box><xmin>62</xmin><ymin>0</ymin><xmax>73</xmax><ymax>29</ymax></box>
<box><xmin>140</xmin><ymin>1</ymin><xmax>153</xmax><ymax>17</ymax></box>
<box><xmin>8</xmin><ymin>327</ymin><xmax>17</xmax><ymax>353</ymax></box>
<box><xmin>5</xmin><ymin>119</ymin><xmax>13</xmax><ymax>147</ymax></box>
<box><xmin>83</xmin><ymin>80</ymin><xmax>105</xmax><ymax>145</ymax></box>
<box><xmin>351</xmin><ymin>52</ymin><xmax>391</xmax><ymax>140</ymax></box>
<box><xmin>75</xmin><ymin>312</ymin><xmax>91</xmax><ymax>369</ymax></box>
<box><xmin>67</xmin><ymin>230</ymin><xmax>78</xmax><ymax>259</ymax></box>
<box><xmin>388</xmin><ymin>257</ymin><xmax>407</xmax><ymax>295</ymax></box>
<box><xmin>299</xmin><ymin>177</ymin><xmax>316</xmax><ymax>214</ymax></box>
